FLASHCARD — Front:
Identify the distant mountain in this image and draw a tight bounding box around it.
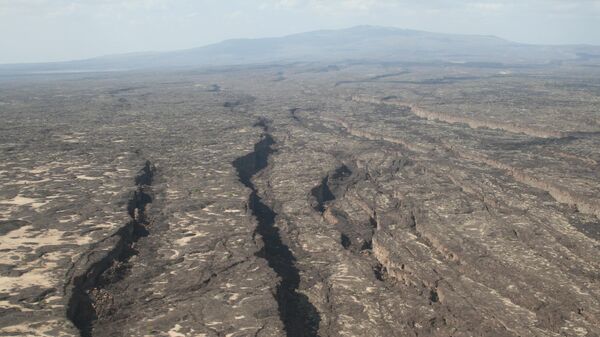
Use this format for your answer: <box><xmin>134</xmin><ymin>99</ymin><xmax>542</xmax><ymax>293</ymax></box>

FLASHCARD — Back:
<box><xmin>2</xmin><ymin>26</ymin><xmax>600</xmax><ymax>74</ymax></box>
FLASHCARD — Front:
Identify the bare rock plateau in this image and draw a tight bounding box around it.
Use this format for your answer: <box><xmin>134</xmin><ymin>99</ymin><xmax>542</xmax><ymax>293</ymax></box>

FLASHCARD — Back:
<box><xmin>1</xmin><ymin>60</ymin><xmax>600</xmax><ymax>336</ymax></box>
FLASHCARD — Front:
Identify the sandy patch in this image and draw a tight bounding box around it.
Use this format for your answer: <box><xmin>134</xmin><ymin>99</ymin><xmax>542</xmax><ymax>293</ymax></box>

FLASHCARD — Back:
<box><xmin>0</xmin><ymin>195</ymin><xmax>50</xmax><ymax>210</ymax></box>
<box><xmin>0</xmin><ymin>225</ymin><xmax>92</xmax><ymax>264</ymax></box>
<box><xmin>0</xmin><ymin>320</ymin><xmax>69</xmax><ymax>337</ymax></box>
<box><xmin>167</xmin><ymin>324</ymin><xmax>186</xmax><ymax>337</ymax></box>
<box><xmin>76</xmin><ymin>175</ymin><xmax>102</xmax><ymax>180</ymax></box>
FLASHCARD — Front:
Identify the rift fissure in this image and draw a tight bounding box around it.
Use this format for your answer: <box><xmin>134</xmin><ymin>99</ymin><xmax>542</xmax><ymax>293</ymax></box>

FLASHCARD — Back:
<box><xmin>311</xmin><ymin>164</ymin><xmax>353</xmax><ymax>214</ymax></box>
<box><xmin>66</xmin><ymin>161</ymin><xmax>156</xmax><ymax>337</ymax></box>
<box><xmin>313</xmin><ymin>163</ymin><xmax>405</xmax><ymax>285</ymax></box>
<box><xmin>232</xmin><ymin>133</ymin><xmax>320</xmax><ymax>337</ymax></box>
<box><xmin>313</xmin><ymin>164</ymin><xmax>373</xmax><ymax>251</ymax></box>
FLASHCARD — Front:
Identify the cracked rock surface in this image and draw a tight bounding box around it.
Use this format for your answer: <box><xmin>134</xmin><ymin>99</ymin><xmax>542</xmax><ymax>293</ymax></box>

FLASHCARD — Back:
<box><xmin>1</xmin><ymin>62</ymin><xmax>600</xmax><ymax>336</ymax></box>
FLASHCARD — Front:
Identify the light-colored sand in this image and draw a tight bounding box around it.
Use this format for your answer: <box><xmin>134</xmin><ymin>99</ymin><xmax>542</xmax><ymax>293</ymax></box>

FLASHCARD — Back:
<box><xmin>76</xmin><ymin>175</ymin><xmax>102</xmax><ymax>180</ymax></box>
<box><xmin>0</xmin><ymin>195</ymin><xmax>49</xmax><ymax>208</ymax></box>
<box><xmin>0</xmin><ymin>320</ymin><xmax>70</xmax><ymax>337</ymax></box>
<box><xmin>0</xmin><ymin>225</ymin><xmax>94</xmax><ymax>293</ymax></box>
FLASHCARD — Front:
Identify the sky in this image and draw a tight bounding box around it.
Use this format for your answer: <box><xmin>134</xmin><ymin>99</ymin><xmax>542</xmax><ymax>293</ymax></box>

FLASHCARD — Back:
<box><xmin>1</xmin><ymin>0</ymin><xmax>599</xmax><ymax>64</ymax></box>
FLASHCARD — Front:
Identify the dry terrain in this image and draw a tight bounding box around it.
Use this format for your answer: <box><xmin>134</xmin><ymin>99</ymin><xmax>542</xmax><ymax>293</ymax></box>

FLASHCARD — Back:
<box><xmin>1</xmin><ymin>61</ymin><xmax>599</xmax><ymax>336</ymax></box>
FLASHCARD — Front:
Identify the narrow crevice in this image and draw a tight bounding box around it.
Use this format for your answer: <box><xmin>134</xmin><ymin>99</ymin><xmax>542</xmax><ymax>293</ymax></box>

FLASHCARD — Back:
<box><xmin>314</xmin><ymin>159</ymin><xmax>450</xmax><ymax>319</ymax></box>
<box><xmin>223</xmin><ymin>95</ymin><xmax>256</xmax><ymax>113</ymax></box>
<box><xmin>373</xmin><ymin>262</ymin><xmax>387</xmax><ymax>281</ymax></box>
<box><xmin>66</xmin><ymin>161</ymin><xmax>156</xmax><ymax>337</ymax></box>
<box><xmin>429</xmin><ymin>289</ymin><xmax>440</xmax><ymax>304</ymax></box>
<box><xmin>233</xmin><ymin>133</ymin><xmax>320</xmax><ymax>337</ymax></box>
<box><xmin>340</xmin><ymin>233</ymin><xmax>351</xmax><ymax>249</ymax></box>
<box><xmin>311</xmin><ymin>176</ymin><xmax>335</xmax><ymax>213</ymax></box>
<box><xmin>253</xmin><ymin>117</ymin><xmax>272</xmax><ymax>132</ymax></box>
<box><xmin>312</xmin><ymin>164</ymin><xmax>375</xmax><ymax>251</ymax></box>
<box><xmin>315</xmin><ymin>162</ymin><xmax>418</xmax><ymax>287</ymax></box>
<box><xmin>207</xmin><ymin>84</ymin><xmax>221</xmax><ymax>92</ymax></box>
<box><xmin>289</xmin><ymin>108</ymin><xmax>301</xmax><ymax>122</ymax></box>
<box><xmin>310</xmin><ymin>164</ymin><xmax>353</xmax><ymax>213</ymax></box>
<box><xmin>360</xmin><ymin>213</ymin><xmax>379</xmax><ymax>251</ymax></box>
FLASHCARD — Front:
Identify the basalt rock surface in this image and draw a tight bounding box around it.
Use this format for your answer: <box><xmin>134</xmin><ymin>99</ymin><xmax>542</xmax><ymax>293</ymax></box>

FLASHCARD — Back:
<box><xmin>1</xmin><ymin>61</ymin><xmax>600</xmax><ymax>336</ymax></box>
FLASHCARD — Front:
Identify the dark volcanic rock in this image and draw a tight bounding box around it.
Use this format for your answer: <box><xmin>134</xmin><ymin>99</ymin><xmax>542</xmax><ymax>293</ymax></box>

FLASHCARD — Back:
<box><xmin>1</xmin><ymin>61</ymin><xmax>600</xmax><ymax>337</ymax></box>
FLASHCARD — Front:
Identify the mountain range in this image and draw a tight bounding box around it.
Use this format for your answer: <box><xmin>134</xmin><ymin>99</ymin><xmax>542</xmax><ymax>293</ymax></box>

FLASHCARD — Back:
<box><xmin>3</xmin><ymin>25</ymin><xmax>600</xmax><ymax>74</ymax></box>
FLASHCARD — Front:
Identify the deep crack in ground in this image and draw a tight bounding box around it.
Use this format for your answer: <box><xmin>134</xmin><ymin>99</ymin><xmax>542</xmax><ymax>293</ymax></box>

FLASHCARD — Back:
<box><xmin>66</xmin><ymin>161</ymin><xmax>156</xmax><ymax>337</ymax></box>
<box><xmin>233</xmin><ymin>133</ymin><xmax>320</xmax><ymax>337</ymax></box>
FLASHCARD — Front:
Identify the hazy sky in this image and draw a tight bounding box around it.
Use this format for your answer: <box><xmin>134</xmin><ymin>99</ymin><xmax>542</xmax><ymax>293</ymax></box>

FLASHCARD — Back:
<box><xmin>1</xmin><ymin>0</ymin><xmax>599</xmax><ymax>64</ymax></box>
